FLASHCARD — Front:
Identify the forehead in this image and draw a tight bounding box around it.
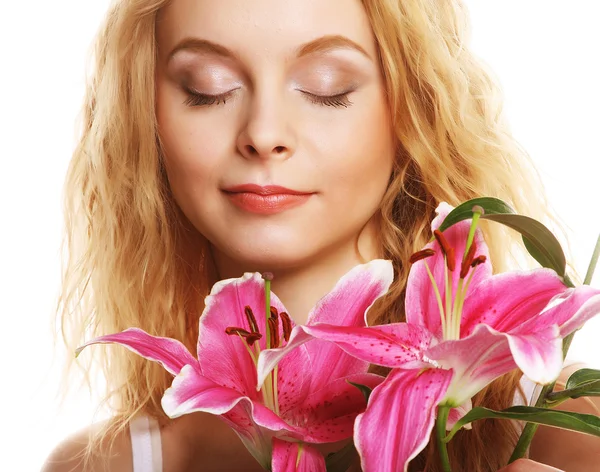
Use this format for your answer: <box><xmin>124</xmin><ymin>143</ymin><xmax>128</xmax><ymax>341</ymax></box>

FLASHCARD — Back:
<box><xmin>156</xmin><ymin>0</ymin><xmax>378</xmax><ymax>61</ymax></box>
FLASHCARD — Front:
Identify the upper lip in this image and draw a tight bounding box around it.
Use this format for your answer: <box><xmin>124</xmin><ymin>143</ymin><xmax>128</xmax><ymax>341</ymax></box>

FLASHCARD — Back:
<box><xmin>222</xmin><ymin>184</ymin><xmax>312</xmax><ymax>195</ymax></box>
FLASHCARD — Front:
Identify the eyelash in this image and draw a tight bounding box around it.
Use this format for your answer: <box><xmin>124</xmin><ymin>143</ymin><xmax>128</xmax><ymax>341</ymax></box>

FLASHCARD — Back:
<box><xmin>183</xmin><ymin>89</ymin><xmax>234</xmax><ymax>107</ymax></box>
<box><xmin>182</xmin><ymin>88</ymin><xmax>353</xmax><ymax>109</ymax></box>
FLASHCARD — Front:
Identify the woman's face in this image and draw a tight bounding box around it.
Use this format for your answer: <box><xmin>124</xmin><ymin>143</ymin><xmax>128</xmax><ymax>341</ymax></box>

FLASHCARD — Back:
<box><xmin>156</xmin><ymin>0</ymin><xmax>395</xmax><ymax>274</ymax></box>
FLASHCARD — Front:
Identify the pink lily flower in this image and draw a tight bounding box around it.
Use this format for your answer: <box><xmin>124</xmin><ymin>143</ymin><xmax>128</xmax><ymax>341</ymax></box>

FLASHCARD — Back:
<box><xmin>258</xmin><ymin>203</ymin><xmax>600</xmax><ymax>472</ymax></box>
<box><xmin>76</xmin><ymin>260</ymin><xmax>392</xmax><ymax>471</ymax></box>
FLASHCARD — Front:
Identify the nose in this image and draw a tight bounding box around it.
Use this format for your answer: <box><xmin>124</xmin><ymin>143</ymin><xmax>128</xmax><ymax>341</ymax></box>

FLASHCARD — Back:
<box><xmin>236</xmin><ymin>91</ymin><xmax>296</xmax><ymax>161</ymax></box>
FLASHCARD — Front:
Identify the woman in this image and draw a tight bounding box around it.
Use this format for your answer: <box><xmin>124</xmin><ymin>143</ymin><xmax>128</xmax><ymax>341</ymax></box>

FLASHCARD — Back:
<box><xmin>43</xmin><ymin>0</ymin><xmax>599</xmax><ymax>470</ymax></box>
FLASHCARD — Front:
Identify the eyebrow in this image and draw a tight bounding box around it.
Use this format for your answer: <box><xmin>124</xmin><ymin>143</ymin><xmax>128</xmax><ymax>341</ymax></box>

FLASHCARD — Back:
<box><xmin>167</xmin><ymin>34</ymin><xmax>372</xmax><ymax>62</ymax></box>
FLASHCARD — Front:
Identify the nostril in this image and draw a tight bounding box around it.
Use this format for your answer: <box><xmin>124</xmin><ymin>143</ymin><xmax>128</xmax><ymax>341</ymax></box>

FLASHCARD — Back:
<box><xmin>274</xmin><ymin>146</ymin><xmax>286</xmax><ymax>154</ymax></box>
<box><xmin>245</xmin><ymin>145</ymin><xmax>258</xmax><ymax>155</ymax></box>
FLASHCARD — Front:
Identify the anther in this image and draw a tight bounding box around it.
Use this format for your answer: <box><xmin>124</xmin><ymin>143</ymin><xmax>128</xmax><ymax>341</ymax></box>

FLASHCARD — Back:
<box><xmin>471</xmin><ymin>255</ymin><xmax>487</xmax><ymax>268</ymax></box>
<box><xmin>270</xmin><ymin>306</ymin><xmax>279</xmax><ymax>319</ymax></box>
<box><xmin>268</xmin><ymin>317</ymin><xmax>280</xmax><ymax>348</ymax></box>
<box><xmin>225</xmin><ymin>327</ymin><xmax>263</xmax><ymax>346</ymax></box>
<box><xmin>446</xmin><ymin>247</ymin><xmax>456</xmax><ymax>272</ymax></box>
<box><xmin>244</xmin><ymin>306</ymin><xmax>259</xmax><ymax>333</ymax></box>
<box><xmin>434</xmin><ymin>230</ymin><xmax>455</xmax><ymax>271</ymax></box>
<box><xmin>245</xmin><ymin>333</ymin><xmax>262</xmax><ymax>346</ymax></box>
<box><xmin>225</xmin><ymin>327</ymin><xmax>252</xmax><ymax>337</ymax></box>
<box><xmin>460</xmin><ymin>241</ymin><xmax>478</xmax><ymax>279</ymax></box>
<box><xmin>409</xmin><ymin>248</ymin><xmax>436</xmax><ymax>264</ymax></box>
<box><xmin>279</xmin><ymin>312</ymin><xmax>292</xmax><ymax>342</ymax></box>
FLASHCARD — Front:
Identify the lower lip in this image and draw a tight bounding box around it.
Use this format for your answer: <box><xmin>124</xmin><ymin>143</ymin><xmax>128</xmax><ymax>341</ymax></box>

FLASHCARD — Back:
<box><xmin>224</xmin><ymin>192</ymin><xmax>312</xmax><ymax>215</ymax></box>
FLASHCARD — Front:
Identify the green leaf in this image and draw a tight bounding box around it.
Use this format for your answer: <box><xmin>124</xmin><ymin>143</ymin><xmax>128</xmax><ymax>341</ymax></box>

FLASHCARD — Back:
<box><xmin>436</xmin><ymin>197</ymin><xmax>516</xmax><ymax>232</ymax></box>
<box><xmin>558</xmin><ymin>368</ymin><xmax>600</xmax><ymax>399</ymax></box>
<box><xmin>347</xmin><ymin>381</ymin><xmax>373</xmax><ymax>403</ymax></box>
<box><xmin>483</xmin><ymin>214</ymin><xmax>567</xmax><ymax>277</ymax></box>
<box><xmin>325</xmin><ymin>441</ymin><xmax>359</xmax><ymax>472</ymax></box>
<box><xmin>437</xmin><ymin>197</ymin><xmax>568</xmax><ymax>278</ymax></box>
<box><xmin>547</xmin><ymin>380</ymin><xmax>600</xmax><ymax>404</ymax></box>
<box><xmin>444</xmin><ymin>406</ymin><xmax>600</xmax><ymax>443</ymax></box>
<box><xmin>567</xmin><ymin>369</ymin><xmax>600</xmax><ymax>391</ymax></box>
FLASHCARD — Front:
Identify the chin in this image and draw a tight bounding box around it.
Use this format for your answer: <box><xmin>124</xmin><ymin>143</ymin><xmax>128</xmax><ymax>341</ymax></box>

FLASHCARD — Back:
<box><xmin>215</xmin><ymin>237</ymin><xmax>325</xmax><ymax>274</ymax></box>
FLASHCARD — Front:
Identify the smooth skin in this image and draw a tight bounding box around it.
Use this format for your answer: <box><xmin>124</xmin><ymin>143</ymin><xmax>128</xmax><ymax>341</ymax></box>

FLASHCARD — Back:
<box><xmin>43</xmin><ymin>0</ymin><xmax>600</xmax><ymax>470</ymax></box>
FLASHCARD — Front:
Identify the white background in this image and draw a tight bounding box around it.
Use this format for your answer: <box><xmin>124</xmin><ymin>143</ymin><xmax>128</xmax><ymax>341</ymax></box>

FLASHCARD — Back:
<box><xmin>1</xmin><ymin>1</ymin><xmax>599</xmax><ymax>470</ymax></box>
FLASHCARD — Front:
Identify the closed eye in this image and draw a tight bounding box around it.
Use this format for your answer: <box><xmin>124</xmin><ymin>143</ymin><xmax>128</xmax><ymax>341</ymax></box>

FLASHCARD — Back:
<box><xmin>183</xmin><ymin>87</ymin><xmax>238</xmax><ymax>107</ymax></box>
<box><xmin>300</xmin><ymin>90</ymin><xmax>353</xmax><ymax>108</ymax></box>
<box><xmin>182</xmin><ymin>86</ymin><xmax>353</xmax><ymax>108</ymax></box>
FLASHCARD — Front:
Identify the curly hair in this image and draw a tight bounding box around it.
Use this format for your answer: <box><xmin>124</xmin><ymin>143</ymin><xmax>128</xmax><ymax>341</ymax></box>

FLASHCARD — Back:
<box><xmin>57</xmin><ymin>1</ymin><xmax>563</xmax><ymax>470</ymax></box>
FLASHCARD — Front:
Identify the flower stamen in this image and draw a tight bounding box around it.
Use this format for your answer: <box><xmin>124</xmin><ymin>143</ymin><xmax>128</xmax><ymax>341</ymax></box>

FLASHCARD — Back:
<box><xmin>244</xmin><ymin>306</ymin><xmax>259</xmax><ymax>333</ymax></box>
<box><xmin>424</xmin><ymin>261</ymin><xmax>447</xmax><ymax>338</ymax></box>
<box><xmin>434</xmin><ymin>230</ymin><xmax>456</xmax><ymax>271</ymax></box>
<box><xmin>268</xmin><ymin>316</ymin><xmax>280</xmax><ymax>349</ymax></box>
<box><xmin>225</xmin><ymin>327</ymin><xmax>263</xmax><ymax>346</ymax></box>
<box><xmin>279</xmin><ymin>312</ymin><xmax>293</xmax><ymax>342</ymax></box>
<box><xmin>410</xmin><ymin>248</ymin><xmax>436</xmax><ymax>264</ymax></box>
<box><xmin>471</xmin><ymin>255</ymin><xmax>487</xmax><ymax>268</ymax></box>
<box><xmin>460</xmin><ymin>242</ymin><xmax>478</xmax><ymax>279</ymax></box>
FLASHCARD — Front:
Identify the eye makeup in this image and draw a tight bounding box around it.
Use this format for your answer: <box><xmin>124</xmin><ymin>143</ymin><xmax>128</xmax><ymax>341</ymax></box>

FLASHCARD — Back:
<box><xmin>168</xmin><ymin>47</ymin><xmax>368</xmax><ymax>109</ymax></box>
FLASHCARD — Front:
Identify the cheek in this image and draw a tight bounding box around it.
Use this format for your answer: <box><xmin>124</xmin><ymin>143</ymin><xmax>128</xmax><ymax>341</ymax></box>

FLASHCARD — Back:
<box><xmin>310</xmin><ymin>96</ymin><xmax>394</xmax><ymax>210</ymax></box>
<box><xmin>156</xmin><ymin>85</ymin><xmax>229</xmax><ymax>205</ymax></box>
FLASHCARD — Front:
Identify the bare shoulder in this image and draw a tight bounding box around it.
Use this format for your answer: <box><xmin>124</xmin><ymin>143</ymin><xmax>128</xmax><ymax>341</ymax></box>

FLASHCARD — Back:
<box><xmin>530</xmin><ymin>363</ymin><xmax>600</xmax><ymax>471</ymax></box>
<box><xmin>41</xmin><ymin>420</ymin><xmax>132</xmax><ymax>472</ymax></box>
<box><xmin>42</xmin><ymin>412</ymin><xmax>267</xmax><ymax>472</ymax></box>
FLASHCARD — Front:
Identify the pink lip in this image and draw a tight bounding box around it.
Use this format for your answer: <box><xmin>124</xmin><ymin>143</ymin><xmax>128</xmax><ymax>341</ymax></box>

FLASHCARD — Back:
<box><xmin>222</xmin><ymin>184</ymin><xmax>314</xmax><ymax>215</ymax></box>
<box><xmin>223</xmin><ymin>184</ymin><xmax>311</xmax><ymax>196</ymax></box>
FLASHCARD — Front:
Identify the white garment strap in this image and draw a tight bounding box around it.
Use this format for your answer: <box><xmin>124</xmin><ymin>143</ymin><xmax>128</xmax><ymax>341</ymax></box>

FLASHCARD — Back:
<box><xmin>129</xmin><ymin>415</ymin><xmax>163</xmax><ymax>472</ymax></box>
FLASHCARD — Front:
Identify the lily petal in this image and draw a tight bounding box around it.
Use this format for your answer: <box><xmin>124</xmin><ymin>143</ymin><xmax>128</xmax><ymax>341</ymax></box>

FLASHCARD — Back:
<box><xmin>354</xmin><ymin>368</ymin><xmax>453</xmax><ymax>472</ymax></box>
<box><xmin>273</xmin><ymin>343</ymin><xmax>312</xmax><ymax>416</ymax></box>
<box><xmin>257</xmin><ymin>323</ymin><xmax>431</xmax><ymax>390</ymax></box>
<box><xmin>162</xmin><ymin>364</ymin><xmax>252</xmax><ymax>417</ymax></box>
<box><xmin>75</xmin><ymin>327</ymin><xmax>198</xmax><ymax>376</ymax></box>
<box><xmin>304</xmin><ymin>260</ymin><xmax>394</xmax><ymax>388</ymax></box>
<box><xmin>517</xmin><ymin>286</ymin><xmax>600</xmax><ymax>337</ymax></box>
<box><xmin>271</xmin><ymin>438</ymin><xmax>326</xmax><ymax>472</ymax></box>
<box><xmin>162</xmin><ymin>365</ymin><xmax>303</xmax><ymax>438</ymax></box>
<box><xmin>406</xmin><ymin>203</ymin><xmax>491</xmax><ymax>335</ymax></box>
<box><xmin>460</xmin><ymin>269</ymin><xmax>567</xmax><ymax>336</ymax></box>
<box><xmin>306</xmin><ymin>259</ymin><xmax>394</xmax><ymax>326</ymax></box>
<box><xmin>291</xmin><ymin>373</ymin><xmax>383</xmax><ymax>443</ymax></box>
<box><xmin>197</xmin><ymin>272</ymin><xmax>289</xmax><ymax>397</ymax></box>
<box><xmin>427</xmin><ymin>323</ymin><xmax>562</xmax><ymax>406</ymax></box>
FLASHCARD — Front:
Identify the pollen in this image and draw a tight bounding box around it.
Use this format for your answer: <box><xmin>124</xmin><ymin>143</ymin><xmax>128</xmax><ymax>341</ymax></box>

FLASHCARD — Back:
<box><xmin>225</xmin><ymin>326</ymin><xmax>263</xmax><ymax>346</ymax></box>
<box><xmin>409</xmin><ymin>248</ymin><xmax>436</xmax><ymax>264</ymax></box>
<box><xmin>225</xmin><ymin>327</ymin><xmax>252</xmax><ymax>337</ymax></box>
<box><xmin>268</xmin><ymin>316</ymin><xmax>280</xmax><ymax>348</ymax></box>
<box><xmin>279</xmin><ymin>311</ymin><xmax>293</xmax><ymax>342</ymax></box>
<box><xmin>434</xmin><ymin>230</ymin><xmax>456</xmax><ymax>271</ymax></box>
<box><xmin>244</xmin><ymin>306</ymin><xmax>259</xmax><ymax>333</ymax></box>
<box><xmin>471</xmin><ymin>255</ymin><xmax>487</xmax><ymax>268</ymax></box>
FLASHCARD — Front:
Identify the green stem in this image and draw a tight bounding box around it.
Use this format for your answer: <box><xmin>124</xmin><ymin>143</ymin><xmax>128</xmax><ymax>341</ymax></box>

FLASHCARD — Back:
<box><xmin>509</xmin><ymin>324</ymin><xmax>576</xmax><ymax>462</ymax></box>
<box><xmin>509</xmin><ymin>232</ymin><xmax>600</xmax><ymax>463</ymax></box>
<box><xmin>463</xmin><ymin>210</ymin><xmax>482</xmax><ymax>263</ymax></box>
<box><xmin>436</xmin><ymin>405</ymin><xmax>452</xmax><ymax>472</ymax></box>
<box><xmin>546</xmin><ymin>379</ymin><xmax>600</xmax><ymax>404</ymax></box>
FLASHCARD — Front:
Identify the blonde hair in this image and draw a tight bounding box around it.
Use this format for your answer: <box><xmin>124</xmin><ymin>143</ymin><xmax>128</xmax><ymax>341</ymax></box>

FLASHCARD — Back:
<box><xmin>58</xmin><ymin>0</ymin><xmax>563</xmax><ymax>470</ymax></box>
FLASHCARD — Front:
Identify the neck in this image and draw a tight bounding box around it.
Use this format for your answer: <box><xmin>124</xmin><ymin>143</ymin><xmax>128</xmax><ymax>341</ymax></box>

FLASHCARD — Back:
<box><xmin>211</xmin><ymin>217</ymin><xmax>382</xmax><ymax>324</ymax></box>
